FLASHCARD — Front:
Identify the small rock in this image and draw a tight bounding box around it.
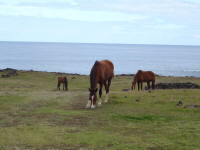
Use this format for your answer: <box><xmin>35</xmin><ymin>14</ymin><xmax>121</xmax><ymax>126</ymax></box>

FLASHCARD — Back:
<box><xmin>122</xmin><ymin>88</ymin><xmax>129</xmax><ymax>92</ymax></box>
<box><xmin>176</xmin><ymin>100</ymin><xmax>183</xmax><ymax>106</ymax></box>
<box><xmin>136</xmin><ymin>99</ymin><xmax>140</xmax><ymax>102</ymax></box>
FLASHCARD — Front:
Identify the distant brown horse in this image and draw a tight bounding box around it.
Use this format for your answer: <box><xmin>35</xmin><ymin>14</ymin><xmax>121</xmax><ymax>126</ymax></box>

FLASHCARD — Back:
<box><xmin>86</xmin><ymin>60</ymin><xmax>114</xmax><ymax>109</ymax></box>
<box><xmin>57</xmin><ymin>76</ymin><xmax>68</xmax><ymax>91</ymax></box>
<box><xmin>131</xmin><ymin>70</ymin><xmax>155</xmax><ymax>91</ymax></box>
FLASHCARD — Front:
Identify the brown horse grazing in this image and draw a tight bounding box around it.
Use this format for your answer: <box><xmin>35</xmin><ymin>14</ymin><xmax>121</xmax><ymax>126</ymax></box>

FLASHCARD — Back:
<box><xmin>57</xmin><ymin>76</ymin><xmax>68</xmax><ymax>91</ymax></box>
<box><xmin>86</xmin><ymin>60</ymin><xmax>114</xmax><ymax>109</ymax></box>
<box><xmin>131</xmin><ymin>70</ymin><xmax>155</xmax><ymax>91</ymax></box>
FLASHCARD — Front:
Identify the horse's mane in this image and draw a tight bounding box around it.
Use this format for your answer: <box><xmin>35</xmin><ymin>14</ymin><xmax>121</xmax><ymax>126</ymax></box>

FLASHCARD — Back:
<box><xmin>133</xmin><ymin>70</ymin><xmax>142</xmax><ymax>82</ymax></box>
<box><xmin>90</xmin><ymin>61</ymin><xmax>99</xmax><ymax>74</ymax></box>
<box><xmin>90</xmin><ymin>61</ymin><xmax>99</xmax><ymax>89</ymax></box>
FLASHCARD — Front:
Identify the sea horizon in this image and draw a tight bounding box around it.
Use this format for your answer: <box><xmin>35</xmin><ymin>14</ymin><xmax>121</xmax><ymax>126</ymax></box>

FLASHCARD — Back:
<box><xmin>1</xmin><ymin>41</ymin><xmax>200</xmax><ymax>77</ymax></box>
<box><xmin>1</xmin><ymin>40</ymin><xmax>200</xmax><ymax>47</ymax></box>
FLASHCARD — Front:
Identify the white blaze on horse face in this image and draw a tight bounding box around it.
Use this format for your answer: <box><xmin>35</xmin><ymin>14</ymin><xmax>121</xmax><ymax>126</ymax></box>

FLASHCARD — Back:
<box><xmin>85</xmin><ymin>100</ymin><xmax>91</xmax><ymax>109</ymax></box>
<box><xmin>105</xmin><ymin>93</ymin><xmax>109</xmax><ymax>103</ymax></box>
<box><xmin>91</xmin><ymin>95</ymin><xmax>94</xmax><ymax>101</ymax></box>
<box><xmin>91</xmin><ymin>95</ymin><xmax>96</xmax><ymax>109</ymax></box>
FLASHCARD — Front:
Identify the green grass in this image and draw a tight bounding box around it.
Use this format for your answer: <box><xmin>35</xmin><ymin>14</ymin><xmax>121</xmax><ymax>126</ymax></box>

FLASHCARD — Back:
<box><xmin>0</xmin><ymin>71</ymin><xmax>200</xmax><ymax>150</ymax></box>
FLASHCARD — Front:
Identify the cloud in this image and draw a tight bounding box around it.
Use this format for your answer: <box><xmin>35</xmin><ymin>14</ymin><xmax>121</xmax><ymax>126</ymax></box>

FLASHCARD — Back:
<box><xmin>0</xmin><ymin>0</ymin><xmax>199</xmax><ymax>45</ymax></box>
<box><xmin>183</xmin><ymin>0</ymin><xmax>200</xmax><ymax>4</ymax></box>
<box><xmin>18</xmin><ymin>0</ymin><xmax>79</xmax><ymax>8</ymax></box>
<box><xmin>146</xmin><ymin>23</ymin><xmax>185</xmax><ymax>30</ymax></box>
<box><xmin>0</xmin><ymin>0</ymin><xmax>199</xmax><ymax>23</ymax></box>
<box><xmin>75</xmin><ymin>0</ymin><xmax>199</xmax><ymax>24</ymax></box>
<box><xmin>0</xmin><ymin>0</ymin><xmax>78</xmax><ymax>6</ymax></box>
<box><xmin>0</xmin><ymin>4</ymin><xmax>147</xmax><ymax>22</ymax></box>
<box><xmin>193</xmin><ymin>34</ymin><xmax>200</xmax><ymax>38</ymax></box>
<box><xmin>103</xmin><ymin>0</ymin><xmax>200</xmax><ymax>16</ymax></box>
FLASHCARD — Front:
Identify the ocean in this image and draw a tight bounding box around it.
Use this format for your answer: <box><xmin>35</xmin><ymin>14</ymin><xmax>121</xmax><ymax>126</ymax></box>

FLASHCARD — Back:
<box><xmin>0</xmin><ymin>41</ymin><xmax>200</xmax><ymax>77</ymax></box>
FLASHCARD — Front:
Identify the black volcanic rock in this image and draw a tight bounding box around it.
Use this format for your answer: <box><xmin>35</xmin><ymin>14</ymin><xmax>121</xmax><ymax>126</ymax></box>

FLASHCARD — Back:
<box><xmin>154</xmin><ymin>82</ymin><xmax>200</xmax><ymax>89</ymax></box>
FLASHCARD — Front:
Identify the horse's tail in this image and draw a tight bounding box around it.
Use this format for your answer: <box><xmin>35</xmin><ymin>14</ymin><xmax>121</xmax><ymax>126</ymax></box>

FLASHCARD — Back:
<box><xmin>112</xmin><ymin>72</ymin><xmax>114</xmax><ymax>78</ymax></box>
<box><xmin>57</xmin><ymin>80</ymin><xmax>60</xmax><ymax>90</ymax></box>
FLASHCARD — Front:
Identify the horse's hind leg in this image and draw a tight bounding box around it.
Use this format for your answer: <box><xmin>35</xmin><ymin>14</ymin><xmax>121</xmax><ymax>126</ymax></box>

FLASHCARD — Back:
<box><xmin>66</xmin><ymin>81</ymin><xmax>68</xmax><ymax>91</ymax></box>
<box><xmin>97</xmin><ymin>83</ymin><xmax>103</xmax><ymax>106</ymax></box>
<box><xmin>137</xmin><ymin>81</ymin><xmax>140</xmax><ymax>91</ymax></box>
<box><xmin>152</xmin><ymin>80</ymin><xmax>155</xmax><ymax>89</ymax></box>
<box><xmin>147</xmin><ymin>81</ymin><xmax>150</xmax><ymax>90</ymax></box>
<box><xmin>105</xmin><ymin>78</ymin><xmax>111</xmax><ymax>103</ymax></box>
<box><xmin>63</xmin><ymin>83</ymin><xmax>65</xmax><ymax>90</ymax></box>
<box><xmin>64</xmin><ymin>81</ymin><xmax>68</xmax><ymax>91</ymax></box>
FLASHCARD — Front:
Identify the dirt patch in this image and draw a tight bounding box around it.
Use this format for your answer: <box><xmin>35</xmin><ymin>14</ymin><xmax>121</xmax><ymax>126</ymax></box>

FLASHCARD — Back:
<box><xmin>0</xmin><ymin>112</ymin><xmax>91</xmax><ymax>127</ymax></box>
<box><xmin>0</xmin><ymin>118</ymin><xmax>21</xmax><ymax>127</ymax></box>
<box><xmin>2</xmin><ymin>144</ymin><xmax>89</xmax><ymax>150</ymax></box>
<box><xmin>184</xmin><ymin>105</ymin><xmax>200</xmax><ymax>109</ymax></box>
<box><xmin>147</xmin><ymin>145</ymin><xmax>171</xmax><ymax>150</ymax></box>
<box><xmin>70</xmin><ymin>94</ymin><xmax>88</xmax><ymax>110</ymax></box>
<box><xmin>61</xmin><ymin>116</ymin><xmax>90</xmax><ymax>126</ymax></box>
<box><xmin>176</xmin><ymin>101</ymin><xmax>200</xmax><ymax>109</ymax></box>
<box><xmin>154</xmin><ymin>82</ymin><xmax>200</xmax><ymax>89</ymax></box>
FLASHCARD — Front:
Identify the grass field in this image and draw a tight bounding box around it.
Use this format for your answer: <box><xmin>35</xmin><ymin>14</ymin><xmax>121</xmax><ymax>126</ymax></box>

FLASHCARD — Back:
<box><xmin>0</xmin><ymin>70</ymin><xmax>200</xmax><ymax>150</ymax></box>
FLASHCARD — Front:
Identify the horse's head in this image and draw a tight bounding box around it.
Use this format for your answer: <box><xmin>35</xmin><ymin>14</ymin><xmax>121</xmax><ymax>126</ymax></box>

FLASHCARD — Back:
<box><xmin>89</xmin><ymin>88</ymin><xmax>98</xmax><ymax>101</ymax></box>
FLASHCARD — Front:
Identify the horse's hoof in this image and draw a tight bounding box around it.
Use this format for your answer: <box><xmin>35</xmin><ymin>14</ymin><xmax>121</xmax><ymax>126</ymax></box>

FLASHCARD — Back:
<box><xmin>98</xmin><ymin>102</ymin><xmax>102</xmax><ymax>106</ymax></box>
<box><xmin>91</xmin><ymin>105</ymin><xmax>96</xmax><ymax>109</ymax></box>
<box><xmin>85</xmin><ymin>100</ymin><xmax>91</xmax><ymax>109</ymax></box>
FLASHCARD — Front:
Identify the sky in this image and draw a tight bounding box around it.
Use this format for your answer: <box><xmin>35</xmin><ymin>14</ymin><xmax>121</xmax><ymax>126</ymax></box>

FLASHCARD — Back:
<box><xmin>0</xmin><ymin>0</ymin><xmax>200</xmax><ymax>45</ymax></box>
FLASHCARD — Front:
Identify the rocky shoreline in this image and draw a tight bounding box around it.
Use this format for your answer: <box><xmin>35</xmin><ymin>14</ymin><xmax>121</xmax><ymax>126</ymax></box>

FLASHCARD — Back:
<box><xmin>1</xmin><ymin>68</ymin><xmax>199</xmax><ymax>78</ymax></box>
<box><xmin>1</xmin><ymin>68</ymin><xmax>200</xmax><ymax>90</ymax></box>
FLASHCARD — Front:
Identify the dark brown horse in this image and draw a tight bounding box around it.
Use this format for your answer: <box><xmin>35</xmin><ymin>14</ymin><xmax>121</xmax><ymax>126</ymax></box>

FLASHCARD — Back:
<box><xmin>57</xmin><ymin>76</ymin><xmax>68</xmax><ymax>91</ymax></box>
<box><xmin>86</xmin><ymin>60</ymin><xmax>114</xmax><ymax>109</ymax></box>
<box><xmin>131</xmin><ymin>70</ymin><xmax>155</xmax><ymax>91</ymax></box>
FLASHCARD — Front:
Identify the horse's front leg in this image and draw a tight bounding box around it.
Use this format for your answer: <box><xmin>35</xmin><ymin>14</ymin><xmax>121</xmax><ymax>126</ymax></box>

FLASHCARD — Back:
<box><xmin>98</xmin><ymin>84</ymin><xmax>103</xmax><ymax>106</ymax></box>
<box><xmin>137</xmin><ymin>81</ymin><xmax>140</xmax><ymax>91</ymax></box>
<box><xmin>62</xmin><ymin>83</ymin><xmax>65</xmax><ymax>91</ymax></box>
<box><xmin>147</xmin><ymin>81</ymin><xmax>150</xmax><ymax>90</ymax></box>
<box><xmin>57</xmin><ymin>82</ymin><xmax>60</xmax><ymax>90</ymax></box>
<box><xmin>141</xmin><ymin>82</ymin><xmax>143</xmax><ymax>90</ymax></box>
<box><xmin>85</xmin><ymin>100</ymin><xmax>91</xmax><ymax>109</ymax></box>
